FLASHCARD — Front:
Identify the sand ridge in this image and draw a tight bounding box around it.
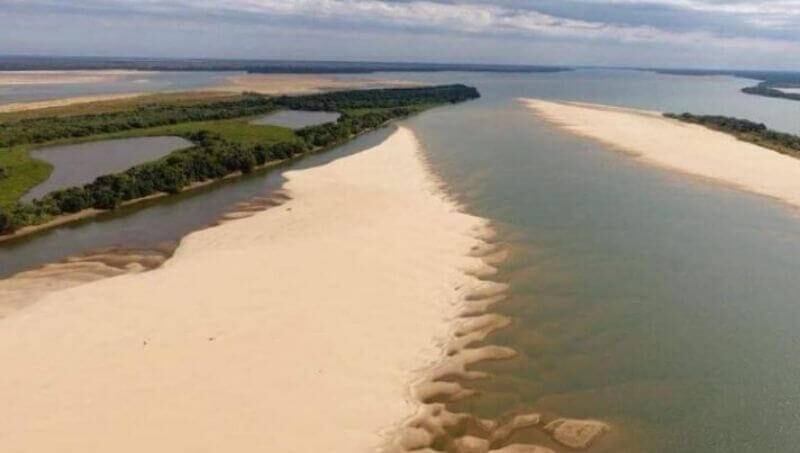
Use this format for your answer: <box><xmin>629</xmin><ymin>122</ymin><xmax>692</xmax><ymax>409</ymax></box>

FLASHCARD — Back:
<box><xmin>523</xmin><ymin>98</ymin><xmax>800</xmax><ymax>210</ymax></box>
<box><xmin>0</xmin><ymin>126</ymin><xmax>496</xmax><ymax>452</ymax></box>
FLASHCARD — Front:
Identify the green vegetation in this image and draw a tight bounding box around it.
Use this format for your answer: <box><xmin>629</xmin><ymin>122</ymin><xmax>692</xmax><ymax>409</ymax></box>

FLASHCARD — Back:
<box><xmin>134</xmin><ymin>120</ymin><xmax>297</xmax><ymax>147</ymax></box>
<box><xmin>0</xmin><ymin>93</ymin><xmax>279</xmax><ymax>148</ymax></box>
<box><xmin>0</xmin><ymin>146</ymin><xmax>53</xmax><ymax>207</ymax></box>
<box><xmin>0</xmin><ymin>84</ymin><xmax>480</xmax><ymax>234</ymax></box>
<box><xmin>742</xmin><ymin>83</ymin><xmax>800</xmax><ymax>102</ymax></box>
<box><xmin>665</xmin><ymin>112</ymin><xmax>800</xmax><ymax>158</ymax></box>
<box><xmin>0</xmin><ymin>91</ymin><xmax>240</xmax><ymax>124</ymax></box>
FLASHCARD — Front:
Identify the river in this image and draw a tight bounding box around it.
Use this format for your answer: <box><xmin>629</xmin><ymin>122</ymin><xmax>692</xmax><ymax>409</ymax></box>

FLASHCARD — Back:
<box><xmin>4</xmin><ymin>69</ymin><xmax>800</xmax><ymax>452</ymax></box>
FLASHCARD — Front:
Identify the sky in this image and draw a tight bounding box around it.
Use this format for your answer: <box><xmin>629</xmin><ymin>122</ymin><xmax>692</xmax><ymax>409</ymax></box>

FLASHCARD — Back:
<box><xmin>1</xmin><ymin>0</ymin><xmax>799</xmax><ymax>70</ymax></box>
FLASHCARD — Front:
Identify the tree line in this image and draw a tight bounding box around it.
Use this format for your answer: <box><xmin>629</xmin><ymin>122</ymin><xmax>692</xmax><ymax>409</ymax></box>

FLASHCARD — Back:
<box><xmin>742</xmin><ymin>83</ymin><xmax>800</xmax><ymax>102</ymax></box>
<box><xmin>0</xmin><ymin>84</ymin><xmax>480</xmax><ymax>234</ymax></box>
<box><xmin>665</xmin><ymin>112</ymin><xmax>800</xmax><ymax>157</ymax></box>
<box><xmin>0</xmin><ymin>94</ymin><xmax>277</xmax><ymax>148</ymax></box>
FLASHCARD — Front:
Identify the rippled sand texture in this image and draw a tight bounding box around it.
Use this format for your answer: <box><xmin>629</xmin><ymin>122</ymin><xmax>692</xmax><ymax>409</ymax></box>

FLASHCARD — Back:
<box><xmin>0</xmin><ymin>127</ymin><xmax>496</xmax><ymax>452</ymax></box>
<box><xmin>523</xmin><ymin>99</ymin><xmax>800</xmax><ymax>210</ymax></box>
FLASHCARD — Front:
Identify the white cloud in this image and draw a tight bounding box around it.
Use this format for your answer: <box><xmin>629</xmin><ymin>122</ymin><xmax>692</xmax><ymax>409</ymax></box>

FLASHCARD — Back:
<box><xmin>5</xmin><ymin>0</ymin><xmax>800</xmax><ymax>64</ymax></box>
<box><xmin>159</xmin><ymin>0</ymin><xmax>798</xmax><ymax>51</ymax></box>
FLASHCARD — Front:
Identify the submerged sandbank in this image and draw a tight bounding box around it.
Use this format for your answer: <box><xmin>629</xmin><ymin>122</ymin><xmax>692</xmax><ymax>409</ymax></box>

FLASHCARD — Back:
<box><xmin>0</xmin><ymin>127</ymin><xmax>495</xmax><ymax>452</ymax></box>
<box><xmin>523</xmin><ymin>99</ymin><xmax>800</xmax><ymax>210</ymax></box>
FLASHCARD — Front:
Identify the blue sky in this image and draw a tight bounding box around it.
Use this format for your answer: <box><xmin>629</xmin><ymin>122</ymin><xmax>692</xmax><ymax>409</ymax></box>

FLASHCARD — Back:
<box><xmin>2</xmin><ymin>0</ymin><xmax>799</xmax><ymax>69</ymax></box>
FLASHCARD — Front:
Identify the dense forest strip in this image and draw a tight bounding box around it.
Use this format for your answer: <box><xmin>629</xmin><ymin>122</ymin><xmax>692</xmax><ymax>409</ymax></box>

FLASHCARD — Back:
<box><xmin>665</xmin><ymin>112</ymin><xmax>800</xmax><ymax>158</ymax></box>
<box><xmin>0</xmin><ymin>91</ymin><xmax>241</xmax><ymax>123</ymax></box>
<box><xmin>0</xmin><ymin>84</ymin><xmax>480</xmax><ymax>235</ymax></box>
<box><xmin>742</xmin><ymin>83</ymin><xmax>800</xmax><ymax>102</ymax></box>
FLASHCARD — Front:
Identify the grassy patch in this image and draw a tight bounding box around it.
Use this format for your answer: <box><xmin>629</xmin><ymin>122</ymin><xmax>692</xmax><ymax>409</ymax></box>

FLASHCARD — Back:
<box><xmin>0</xmin><ymin>146</ymin><xmax>51</xmax><ymax>208</ymax></box>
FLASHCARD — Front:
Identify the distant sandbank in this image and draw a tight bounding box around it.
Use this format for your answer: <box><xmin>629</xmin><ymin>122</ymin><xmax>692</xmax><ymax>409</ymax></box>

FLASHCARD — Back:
<box><xmin>0</xmin><ymin>127</ymin><xmax>498</xmax><ymax>452</ymax></box>
<box><xmin>0</xmin><ymin>92</ymin><xmax>145</xmax><ymax>113</ymax></box>
<box><xmin>0</xmin><ymin>73</ymin><xmax>420</xmax><ymax>113</ymax></box>
<box><xmin>0</xmin><ymin>70</ymin><xmax>151</xmax><ymax>86</ymax></box>
<box><xmin>523</xmin><ymin>99</ymin><xmax>800</xmax><ymax>210</ymax></box>
<box><xmin>217</xmin><ymin>73</ymin><xmax>422</xmax><ymax>95</ymax></box>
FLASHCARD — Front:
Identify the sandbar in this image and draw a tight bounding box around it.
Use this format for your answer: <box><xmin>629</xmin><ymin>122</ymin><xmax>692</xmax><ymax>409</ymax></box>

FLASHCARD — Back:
<box><xmin>0</xmin><ymin>92</ymin><xmax>145</xmax><ymax>113</ymax></box>
<box><xmin>0</xmin><ymin>70</ymin><xmax>151</xmax><ymax>86</ymax></box>
<box><xmin>523</xmin><ymin>98</ymin><xmax>800</xmax><ymax>210</ymax></box>
<box><xmin>0</xmin><ymin>126</ymin><xmax>491</xmax><ymax>452</ymax></box>
<box><xmin>217</xmin><ymin>73</ymin><xmax>422</xmax><ymax>95</ymax></box>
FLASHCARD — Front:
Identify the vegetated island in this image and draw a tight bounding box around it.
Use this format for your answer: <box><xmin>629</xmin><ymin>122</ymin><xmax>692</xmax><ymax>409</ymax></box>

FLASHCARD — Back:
<box><xmin>523</xmin><ymin>98</ymin><xmax>800</xmax><ymax>209</ymax></box>
<box><xmin>0</xmin><ymin>84</ymin><xmax>480</xmax><ymax>237</ymax></box>
<box><xmin>654</xmin><ymin>68</ymin><xmax>800</xmax><ymax>102</ymax></box>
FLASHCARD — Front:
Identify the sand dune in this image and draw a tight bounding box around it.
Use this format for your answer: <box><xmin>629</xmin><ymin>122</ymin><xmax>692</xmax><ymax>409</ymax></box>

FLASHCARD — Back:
<box><xmin>0</xmin><ymin>127</ymin><xmax>494</xmax><ymax>452</ymax></box>
<box><xmin>523</xmin><ymin>98</ymin><xmax>800</xmax><ymax>210</ymax></box>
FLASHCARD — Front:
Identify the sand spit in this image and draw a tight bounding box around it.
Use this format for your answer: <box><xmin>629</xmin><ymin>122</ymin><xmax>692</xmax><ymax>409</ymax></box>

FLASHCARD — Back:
<box><xmin>217</xmin><ymin>73</ymin><xmax>422</xmax><ymax>95</ymax></box>
<box><xmin>0</xmin><ymin>70</ymin><xmax>150</xmax><ymax>86</ymax></box>
<box><xmin>0</xmin><ymin>92</ymin><xmax>145</xmax><ymax>113</ymax></box>
<box><xmin>522</xmin><ymin>98</ymin><xmax>800</xmax><ymax>210</ymax></box>
<box><xmin>0</xmin><ymin>126</ymin><xmax>500</xmax><ymax>452</ymax></box>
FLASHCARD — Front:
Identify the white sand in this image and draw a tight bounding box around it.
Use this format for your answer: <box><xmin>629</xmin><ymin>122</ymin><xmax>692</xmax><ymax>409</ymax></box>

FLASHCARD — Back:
<box><xmin>0</xmin><ymin>127</ymin><xmax>491</xmax><ymax>452</ymax></box>
<box><xmin>523</xmin><ymin>98</ymin><xmax>800</xmax><ymax>209</ymax></box>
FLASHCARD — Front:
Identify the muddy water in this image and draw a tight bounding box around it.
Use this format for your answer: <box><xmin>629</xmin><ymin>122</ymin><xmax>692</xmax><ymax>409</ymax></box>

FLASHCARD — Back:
<box><xmin>23</xmin><ymin>136</ymin><xmax>193</xmax><ymax>202</ymax></box>
<box><xmin>251</xmin><ymin>110</ymin><xmax>341</xmax><ymax>129</ymax></box>
<box><xmin>392</xmin><ymin>70</ymin><xmax>800</xmax><ymax>452</ymax></box>
<box><xmin>0</xmin><ymin>127</ymin><xmax>395</xmax><ymax>279</ymax></box>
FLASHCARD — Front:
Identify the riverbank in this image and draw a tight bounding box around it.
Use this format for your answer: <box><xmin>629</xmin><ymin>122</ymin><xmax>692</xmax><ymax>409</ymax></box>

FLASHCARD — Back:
<box><xmin>0</xmin><ymin>126</ymin><xmax>496</xmax><ymax>452</ymax></box>
<box><xmin>523</xmin><ymin>99</ymin><xmax>800</xmax><ymax>210</ymax></box>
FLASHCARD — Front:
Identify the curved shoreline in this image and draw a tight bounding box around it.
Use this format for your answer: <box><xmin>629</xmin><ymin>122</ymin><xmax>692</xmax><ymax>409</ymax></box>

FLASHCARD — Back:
<box><xmin>522</xmin><ymin>98</ymin><xmax>800</xmax><ymax>212</ymax></box>
<box><xmin>0</xmin><ymin>126</ymin><xmax>494</xmax><ymax>451</ymax></box>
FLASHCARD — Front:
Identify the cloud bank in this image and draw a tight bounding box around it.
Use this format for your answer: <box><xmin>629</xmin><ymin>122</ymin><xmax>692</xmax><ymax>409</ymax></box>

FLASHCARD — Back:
<box><xmin>2</xmin><ymin>0</ymin><xmax>799</xmax><ymax>69</ymax></box>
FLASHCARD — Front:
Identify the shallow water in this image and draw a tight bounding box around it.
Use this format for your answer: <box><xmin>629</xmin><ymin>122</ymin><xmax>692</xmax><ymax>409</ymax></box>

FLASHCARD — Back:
<box><xmin>0</xmin><ymin>127</ymin><xmax>395</xmax><ymax>278</ymax></box>
<box><xmin>388</xmin><ymin>69</ymin><xmax>800</xmax><ymax>451</ymax></box>
<box><xmin>22</xmin><ymin>136</ymin><xmax>193</xmax><ymax>202</ymax></box>
<box><xmin>0</xmin><ymin>71</ymin><xmax>235</xmax><ymax>105</ymax></box>
<box><xmin>251</xmin><ymin>110</ymin><xmax>341</xmax><ymax>129</ymax></box>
